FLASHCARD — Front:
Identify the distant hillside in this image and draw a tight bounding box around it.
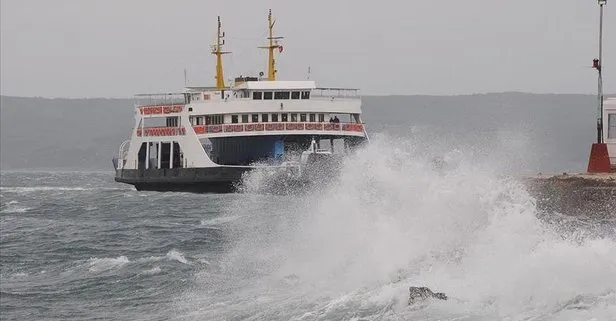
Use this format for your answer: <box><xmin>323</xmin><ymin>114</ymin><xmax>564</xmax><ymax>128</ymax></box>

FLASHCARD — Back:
<box><xmin>0</xmin><ymin>93</ymin><xmax>597</xmax><ymax>172</ymax></box>
<box><xmin>0</xmin><ymin>96</ymin><xmax>133</xmax><ymax>170</ymax></box>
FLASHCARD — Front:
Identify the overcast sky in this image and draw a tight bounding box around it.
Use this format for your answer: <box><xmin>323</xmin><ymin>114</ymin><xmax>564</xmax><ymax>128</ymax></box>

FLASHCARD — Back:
<box><xmin>1</xmin><ymin>0</ymin><xmax>614</xmax><ymax>97</ymax></box>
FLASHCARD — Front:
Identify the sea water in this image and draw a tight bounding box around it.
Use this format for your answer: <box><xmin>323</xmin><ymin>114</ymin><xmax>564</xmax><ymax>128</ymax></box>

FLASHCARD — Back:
<box><xmin>1</xmin><ymin>134</ymin><xmax>615</xmax><ymax>320</ymax></box>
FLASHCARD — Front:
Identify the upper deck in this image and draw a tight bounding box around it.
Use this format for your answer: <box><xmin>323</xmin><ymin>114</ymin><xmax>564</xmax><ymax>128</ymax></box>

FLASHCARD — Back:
<box><xmin>135</xmin><ymin>81</ymin><xmax>361</xmax><ymax>115</ymax></box>
<box><xmin>132</xmin><ymin>80</ymin><xmax>366</xmax><ymax>139</ymax></box>
<box><xmin>128</xmin><ymin>11</ymin><xmax>367</xmax><ymax>140</ymax></box>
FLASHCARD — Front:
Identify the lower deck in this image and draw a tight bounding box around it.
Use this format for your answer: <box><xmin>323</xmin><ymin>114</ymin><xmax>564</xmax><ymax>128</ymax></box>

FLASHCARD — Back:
<box><xmin>115</xmin><ymin>167</ymin><xmax>250</xmax><ymax>193</ymax></box>
<box><xmin>205</xmin><ymin>134</ymin><xmax>365</xmax><ymax>166</ymax></box>
<box><xmin>114</xmin><ymin>164</ymin><xmax>323</xmax><ymax>194</ymax></box>
<box><xmin>127</xmin><ymin>134</ymin><xmax>366</xmax><ymax>170</ymax></box>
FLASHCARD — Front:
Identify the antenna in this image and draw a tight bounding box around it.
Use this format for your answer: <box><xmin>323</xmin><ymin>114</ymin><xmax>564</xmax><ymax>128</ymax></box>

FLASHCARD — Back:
<box><xmin>212</xmin><ymin>16</ymin><xmax>231</xmax><ymax>89</ymax></box>
<box><xmin>307</xmin><ymin>65</ymin><xmax>311</xmax><ymax>80</ymax></box>
<box><xmin>184</xmin><ymin>68</ymin><xmax>187</xmax><ymax>86</ymax></box>
<box><xmin>258</xmin><ymin>9</ymin><xmax>284</xmax><ymax>81</ymax></box>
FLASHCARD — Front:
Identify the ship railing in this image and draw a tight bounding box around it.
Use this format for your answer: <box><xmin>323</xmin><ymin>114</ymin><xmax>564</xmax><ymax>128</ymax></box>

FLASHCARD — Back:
<box><xmin>115</xmin><ymin>140</ymin><xmax>131</xmax><ymax>169</ymax></box>
<box><xmin>138</xmin><ymin>104</ymin><xmax>185</xmax><ymax>115</ymax></box>
<box><xmin>311</xmin><ymin>88</ymin><xmax>360</xmax><ymax>100</ymax></box>
<box><xmin>136</xmin><ymin>127</ymin><xmax>187</xmax><ymax>137</ymax></box>
<box><xmin>134</xmin><ymin>93</ymin><xmax>188</xmax><ymax>109</ymax></box>
<box><xmin>185</xmin><ymin>87</ymin><xmax>231</xmax><ymax>102</ymax></box>
<box><xmin>192</xmin><ymin>121</ymin><xmax>366</xmax><ymax>134</ymax></box>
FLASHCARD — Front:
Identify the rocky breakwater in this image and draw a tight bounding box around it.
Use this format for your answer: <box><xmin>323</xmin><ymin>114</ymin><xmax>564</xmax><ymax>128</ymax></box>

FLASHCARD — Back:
<box><xmin>524</xmin><ymin>173</ymin><xmax>616</xmax><ymax>219</ymax></box>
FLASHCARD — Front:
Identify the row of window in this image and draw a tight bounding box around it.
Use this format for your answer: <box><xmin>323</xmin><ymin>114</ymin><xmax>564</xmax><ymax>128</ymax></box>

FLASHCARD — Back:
<box><xmin>194</xmin><ymin>115</ymin><xmax>224</xmax><ymax>125</ymax></box>
<box><xmin>231</xmin><ymin>113</ymin><xmax>325</xmax><ymax>124</ymax></box>
<box><xmin>191</xmin><ymin>113</ymin><xmax>336</xmax><ymax>126</ymax></box>
<box><xmin>253</xmin><ymin>91</ymin><xmax>311</xmax><ymax>100</ymax></box>
<box><xmin>165</xmin><ymin>117</ymin><xmax>179</xmax><ymax>127</ymax></box>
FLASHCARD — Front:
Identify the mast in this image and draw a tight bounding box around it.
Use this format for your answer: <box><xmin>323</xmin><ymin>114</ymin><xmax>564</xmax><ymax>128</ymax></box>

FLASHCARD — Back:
<box><xmin>212</xmin><ymin>16</ymin><xmax>230</xmax><ymax>89</ymax></box>
<box><xmin>259</xmin><ymin>9</ymin><xmax>283</xmax><ymax>81</ymax></box>
<box><xmin>595</xmin><ymin>0</ymin><xmax>607</xmax><ymax>143</ymax></box>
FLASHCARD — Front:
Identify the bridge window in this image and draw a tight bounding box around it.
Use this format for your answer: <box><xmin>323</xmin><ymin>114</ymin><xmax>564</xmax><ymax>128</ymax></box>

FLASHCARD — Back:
<box><xmin>263</xmin><ymin>92</ymin><xmax>273</xmax><ymax>100</ymax></box>
<box><xmin>609</xmin><ymin>114</ymin><xmax>616</xmax><ymax>139</ymax></box>
<box><xmin>251</xmin><ymin>114</ymin><xmax>259</xmax><ymax>122</ymax></box>
<box><xmin>281</xmin><ymin>113</ymin><xmax>288</xmax><ymax>122</ymax></box>
<box><xmin>318</xmin><ymin>114</ymin><xmax>325</xmax><ymax>122</ymax></box>
<box><xmin>262</xmin><ymin>114</ymin><xmax>269</xmax><ymax>122</ymax></box>
<box><xmin>300</xmin><ymin>113</ymin><xmax>307</xmax><ymax>122</ymax></box>
<box><xmin>253</xmin><ymin>91</ymin><xmax>262</xmax><ymax>100</ymax></box>
<box><xmin>231</xmin><ymin>115</ymin><xmax>238</xmax><ymax>123</ymax></box>
<box><xmin>236</xmin><ymin>90</ymin><xmax>249</xmax><ymax>98</ymax></box>
<box><xmin>272</xmin><ymin>113</ymin><xmax>279</xmax><ymax>122</ymax></box>
<box><xmin>291</xmin><ymin>113</ymin><xmax>298</xmax><ymax>122</ymax></box>
<box><xmin>242</xmin><ymin>114</ymin><xmax>249</xmax><ymax>123</ymax></box>
<box><xmin>207</xmin><ymin>115</ymin><xmax>223</xmax><ymax>125</ymax></box>
<box><xmin>301</xmin><ymin>91</ymin><xmax>310</xmax><ymax>99</ymax></box>
<box><xmin>274</xmin><ymin>91</ymin><xmax>290</xmax><ymax>99</ymax></box>
<box><xmin>165</xmin><ymin>117</ymin><xmax>178</xmax><ymax>127</ymax></box>
<box><xmin>291</xmin><ymin>91</ymin><xmax>300</xmax><ymax>99</ymax></box>
<box><xmin>309</xmin><ymin>114</ymin><xmax>316</xmax><ymax>122</ymax></box>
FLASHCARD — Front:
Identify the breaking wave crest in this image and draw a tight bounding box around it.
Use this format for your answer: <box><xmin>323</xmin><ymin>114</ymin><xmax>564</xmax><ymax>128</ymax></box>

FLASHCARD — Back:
<box><xmin>181</xmin><ymin>134</ymin><xmax>616</xmax><ymax>320</ymax></box>
<box><xmin>0</xmin><ymin>200</ymin><xmax>32</xmax><ymax>213</ymax></box>
<box><xmin>88</xmin><ymin>256</ymin><xmax>130</xmax><ymax>273</ymax></box>
<box><xmin>85</xmin><ymin>250</ymin><xmax>190</xmax><ymax>274</ymax></box>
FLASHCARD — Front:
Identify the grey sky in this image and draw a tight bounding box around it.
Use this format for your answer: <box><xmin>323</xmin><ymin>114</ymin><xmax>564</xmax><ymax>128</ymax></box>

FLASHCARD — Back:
<box><xmin>1</xmin><ymin>0</ymin><xmax>614</xmax><ymax>98</ymax></box>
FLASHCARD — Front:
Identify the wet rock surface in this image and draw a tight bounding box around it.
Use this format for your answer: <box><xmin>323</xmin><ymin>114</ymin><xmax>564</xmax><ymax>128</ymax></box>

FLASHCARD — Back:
<box><xmin>524</xmin><ymin>174</ymin><xmax>616</xmax><ymax>219</ymax></box>
<box><xmin>408</xmin><ymin>287</ymin><xmax>448</xmax><ymax>305</ymax></box>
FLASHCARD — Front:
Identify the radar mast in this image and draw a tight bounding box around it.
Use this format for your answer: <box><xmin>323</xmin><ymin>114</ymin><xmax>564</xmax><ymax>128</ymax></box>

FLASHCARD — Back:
<box><xmin>259</xmin><ymin>9</ymin><xmax>283</xmax><ymax>81</ymax></box>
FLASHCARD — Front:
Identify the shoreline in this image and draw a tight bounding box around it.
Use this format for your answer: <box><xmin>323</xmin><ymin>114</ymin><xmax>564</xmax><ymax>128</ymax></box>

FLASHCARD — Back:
<box><xmin>522</xmin><ymin>173</ymin><xmax>615</xmax><ymax>219</ymax></box>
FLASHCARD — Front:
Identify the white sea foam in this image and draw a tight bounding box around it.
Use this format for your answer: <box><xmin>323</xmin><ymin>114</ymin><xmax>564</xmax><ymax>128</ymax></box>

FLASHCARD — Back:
<box><xmin>11</xmin><ymin>272</ymin><xmax>29</xmax><ymax>278</ymax></box>
<box><xmin>142</xmin><ymin>266</ymin><xmax>162</xmax><ymax>275</ymax></box>
<box><xmin>199</xmin><ymin>215</ymin><xmax>243</xmax><ymax>227</ymax></box>
<box><xmin>137</xmin><ymin>256</ymin><xmax>165</xmax><ymax>263</ymax></box>
<box><xmin>1</xmin><ymin>200</ymin><xmax>32</xmax><ymax>213</ymax></box>
<box><xmin>166</xmin><ymin>250</ymin><xmax>189</xmax><ymax>264</ymax></box>
<box><xmin>182</xmin><ymin>134</ymin><xmax>616</xmax><ymax>320</ymax></box>
<box><xmin>136</xmin><ymin>251</ymin><xmax>190</xmax><ymax>265</ymax></box>
<box><xmin>88</xmin><ymin>256</ymin><xmax>130</xmax><ymax>273</ymax></box>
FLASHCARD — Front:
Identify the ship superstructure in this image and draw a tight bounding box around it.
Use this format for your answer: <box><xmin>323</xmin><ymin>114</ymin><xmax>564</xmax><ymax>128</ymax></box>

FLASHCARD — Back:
<box><xmin>114</xmin><ymin>10</ymin><xmax>369</xmax><ymax>192</ymax></box>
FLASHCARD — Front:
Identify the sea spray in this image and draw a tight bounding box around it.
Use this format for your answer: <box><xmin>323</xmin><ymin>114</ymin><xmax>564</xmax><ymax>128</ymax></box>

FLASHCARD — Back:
<box><xmin>181</xmin><ymin>134</ymin><xmax>616</xmax><ymax>320</ymax></box>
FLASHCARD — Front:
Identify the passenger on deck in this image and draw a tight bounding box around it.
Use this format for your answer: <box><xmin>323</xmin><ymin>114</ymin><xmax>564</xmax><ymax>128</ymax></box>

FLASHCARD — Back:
<box><xmin>333</xmin><ymin>116</ymin><xmax>340</xmax><ymax>123</ymax></box>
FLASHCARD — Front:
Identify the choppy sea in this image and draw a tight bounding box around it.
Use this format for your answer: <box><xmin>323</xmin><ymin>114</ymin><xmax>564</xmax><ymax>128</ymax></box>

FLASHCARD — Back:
<box><xmin>2</xmin><ymin>135</ymin><xmax>616</xmax><ymax>320</ymax></box>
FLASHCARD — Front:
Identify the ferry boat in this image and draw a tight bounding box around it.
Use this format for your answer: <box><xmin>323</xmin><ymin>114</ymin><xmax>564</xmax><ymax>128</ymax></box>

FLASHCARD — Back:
<box><xmin>113</xmin><ymin>10</ymin><xmax>369</xmax><ymax>192</ymax></box>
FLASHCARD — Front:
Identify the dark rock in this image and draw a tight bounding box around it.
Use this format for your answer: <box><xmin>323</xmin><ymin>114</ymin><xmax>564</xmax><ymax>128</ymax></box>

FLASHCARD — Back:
<box><xmin>408</xmin><ymin>286</ymin><xmax>448</xmax><ymax>305</ymax></box>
